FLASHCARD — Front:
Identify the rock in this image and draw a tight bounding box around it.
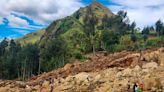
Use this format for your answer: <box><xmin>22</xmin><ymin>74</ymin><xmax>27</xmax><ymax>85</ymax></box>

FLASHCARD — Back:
<box><xmin>25</xmin><ymin>85</ymin><xmax>32</xmax><ymax>92</ymax></box>
<box><xmin>42</xmin><ymin>81</ymin><xmax>50</xmax><ymax>87</ymax></box>
<box><xmin>141</xmin><ymin>69</ymin><xmax>149</xmax><ymax>75</ymax></box>
<box><xmin>133</xmin><ymin>65</ymin><xmax>141</xmax><ymax>72</ymax></box>
<box><xmin>64</xmin><ymin>63</ymin><xmax>73</xmax><ymax>70</ymax></box>
<box><xmin>151</xmin><ymin>87</ymin><xmax>157</xmax><ymax>91</ymax></box>
<box><xmin>131</xmin><ymin>57</ymin><xmax>140</xmax><ymax>67</ymax></box>
<box><xmin>141</xmin><ymin>50</ymin><xmax>160</xmax><ymax>63</ymax></box>
<box><xmin>142</xmin><ymin>62</ymin><xmax>158</xmax><ymax>70</ymax></box>
<box><xmin>75</xmin><ymin>72</ymin><xmax>90</xmax><ymax>85</ymax></box>
<box><xmin>143</xmin><ymin>77</ymin><xmax>162</xmax><ymax>91</ymax></box>
<box><xmin>116</xmin><ymin>72</ymin><xmax>123</xmax><ymax>80</ymax></box>
<box><xmin>94</xmin><ymin>74</ymin><xmax>101</xmax><ymax>82</ymax></box>
<box><xmin>65</xmin><ymin>76</ymin><xmax>74</xmax><ymax>83</ymax></box>
<box><xmin>122</xmin><ymin>68</ymin><xmax>132</xmax><ymax>77</ymax></box>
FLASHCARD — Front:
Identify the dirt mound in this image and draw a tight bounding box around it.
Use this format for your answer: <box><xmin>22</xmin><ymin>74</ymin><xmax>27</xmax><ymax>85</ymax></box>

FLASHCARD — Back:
<box><xmin>26</xmin><ymin>51</ymin><xmax>139</xmax><ymax>85</ymax></box>
<box><xmin>0</xmin><ymin>48</ymin><xmax>164</xmax><ymax>92</ymax></box>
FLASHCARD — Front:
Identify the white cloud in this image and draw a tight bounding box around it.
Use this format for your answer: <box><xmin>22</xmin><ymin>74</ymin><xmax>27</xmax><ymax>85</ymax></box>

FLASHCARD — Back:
<box><xmin>0</xmin><ymin>0</ymin><xmax>163</xmax><ymax>29</ymax></box>
<box><xmin>109</xmin><ymin>0</ymin><xmax>164</xmax><ymax>28</ymax></box>
<box><xmin>0</xmin><ymin>0</ymin><xmax>84</xmax><ymax>26</ymax></box>
<box><xmin>7</xmin><ymin>15</ymin><xmax>29</xmax><ymax>27</ymax></box>
<box><xmin>111</xmin><ymin>0</ymin><xmax>164</xmax><ymax>8</ymax></box>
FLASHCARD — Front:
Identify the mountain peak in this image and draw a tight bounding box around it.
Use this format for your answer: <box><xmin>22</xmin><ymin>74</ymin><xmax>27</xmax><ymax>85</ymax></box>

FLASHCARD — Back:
<box><xmin>89</xmin><ymin>1</ymin><xmax>114</xmax><ymax>17</ymax></box>
<box><xmin>90</xmin><ymin>0</ymin><xmax>103</xmax><ymax>8</ymax></box>
<box><xmin>91</xmin><ymin>0</ymin><xmax>100</xmax><ymax>5</ymax></box>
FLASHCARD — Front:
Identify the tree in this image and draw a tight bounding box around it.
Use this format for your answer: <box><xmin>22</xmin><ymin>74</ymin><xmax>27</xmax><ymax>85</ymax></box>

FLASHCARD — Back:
<box><xmin>0</xmin><ymin>38</ymin><xmax>8</xmax><ymax>79</ymax></box>
<box><xmin>18</xmin><ymin>44</ymin><xmax>39</xmax><ymax>80</ymax></box>
<box><xmin>131</xmin><ymin>34</ymin><xmax>137</xmax><ymax>43</ymax></box>
<box><xmin>130</xmin><ymin>21</ymin><xmax>136</xmax><ymax>34</ymax></box>
<box><xmin>155</xmin><ymin>19</ymin><xmax>163</xmax><ymax>37</ymax></box>
<box><xmin>0</xmin><ymin>39</ymin><xmax>22</xmax><ymax>79</ymax></box>
<box><xmin>142</xmin><ymin>27</ymin><xmax>150</xmax><ymax>42</ymax></box>
<box><xmin>83</xmin><ymin>6</ymin><xmax>98</xmax><ymax>55</ymax></box>
<box><xmin>161</xmin><ymin>24</ymin><xmax>164</xmax><ymax>35</ymax></box>
<box><xmin>0</xmin><ymin>38</ymin><xmax>8</xmax><ymax>56</ymax></box>
<box><xmin>120</xmin><ymin>35</ymin><xmax>133</xmax><ymax>50</ymax></box>
<box><xmin>39</xmin><ymin>38</ymin><xmax>70</xmax><ymax>72</ymax></box>
<box><xmin>117</xmin><ymin>11</ymin><xmax>127</xmax><ymax>21</ymax></box>
<box><xmin>101</xmin><ymin>30</ymin><xmax>119</xmax><ymax>51</ymax></box>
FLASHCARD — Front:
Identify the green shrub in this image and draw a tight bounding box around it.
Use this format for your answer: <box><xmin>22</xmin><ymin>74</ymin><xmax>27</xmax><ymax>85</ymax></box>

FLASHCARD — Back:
<box><xmin>114</xmin><ymin>44</ymin><xmax>125</xmax><ymax>52</ymax></box>
<box><xmin>106</xmin><ymin>44</ymin><xmax>124</xmax><ymax>52</ymax></box>
<box><xmin>146</xmin><ymin>39</ymin><xmax>159</xmax><ymax>47</ymax></box>
<box><xmin>74</xmin><ymin>51</ymin><xmax>83</xmax><ymax>59</ymax></box>
<box><xmin>120</xmin><ymin>35</ymin><xmax>133</xmax><ymax>49</ymax></box>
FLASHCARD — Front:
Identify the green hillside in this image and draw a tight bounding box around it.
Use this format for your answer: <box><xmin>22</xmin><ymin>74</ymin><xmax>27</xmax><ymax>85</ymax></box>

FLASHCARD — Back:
<box><xmin>16</xmin><ymin>29</ymin><xmax>45</xmax><ymax>45</ymax></box>
<box><xmin>37</xmin><ymin>1</ymin><xmax>133</xmax><ymax>72</ymax></box>
<box><xmin>40</xmin><ymin>1</ymin><xmax>114</xmax><ymax>45</ymax></box>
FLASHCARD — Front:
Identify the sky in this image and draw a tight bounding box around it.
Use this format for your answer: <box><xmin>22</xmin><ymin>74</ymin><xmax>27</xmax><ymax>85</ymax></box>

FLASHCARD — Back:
<box><xmin>0</xmin><ymin>0</ymin><xmax>164</xmax><ymax>40</ymax></box>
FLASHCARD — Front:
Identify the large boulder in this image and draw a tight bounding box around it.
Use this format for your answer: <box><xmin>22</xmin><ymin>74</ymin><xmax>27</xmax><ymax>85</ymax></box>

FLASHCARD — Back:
<box><xmin>142</xmin><ymin>62</ymin><xmax>158</xmax><ymax>70</ymax></box>
<box><xmin>143</xmin><ymin>77</ymin><xmax>162</xmax><ymax>91</ymax></box>
<box><xmin>74</xmin><ymin>72</ymin><xmax>90</xmax><ymax>85</ymax></box>
<box><xmin>141</xmin><ymin>50</ymin><xmax>160</xmax><ymax>63</ymax></box>
<box><xmin>122</xmin><ymin>68</ymin><xmax>132</xmax><ymax>77</ymax></box>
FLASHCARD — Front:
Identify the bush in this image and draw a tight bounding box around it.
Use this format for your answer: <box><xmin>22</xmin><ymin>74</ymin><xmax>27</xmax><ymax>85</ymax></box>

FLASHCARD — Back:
<box><xmin>106</xmin><ymin>44</ymin><xmax>124</xmax><ymax>53</ymax></box>
<box><xmin>146</xmin><ymin>38</ymin><xmax>159</xmax><ymax>47</ymax></box>
<box><xmin>158</xmin><ymin>36</ymin><xmax>164</xmax><ymax>46</ymax></box>
<box><xmin>114</xmin><ymin>44</ymin><xmax>125</xmax><ymax>52</ymax></box>
<box><xmin>120</xmin><ymin>35</ymin><xmax>133</xmax><ymax>48</ymax></box>
<box><xmin>74</xmin><ymin>50</ymin><xmax>83</xmax><ymax>59</ymax></box>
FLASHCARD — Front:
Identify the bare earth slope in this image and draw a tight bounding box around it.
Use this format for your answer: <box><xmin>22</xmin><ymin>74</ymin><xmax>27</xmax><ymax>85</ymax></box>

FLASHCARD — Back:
<box><xmin>0</xmin><ymin>48</ymin><xmax>164</xmax><ymax>92</ymax></box>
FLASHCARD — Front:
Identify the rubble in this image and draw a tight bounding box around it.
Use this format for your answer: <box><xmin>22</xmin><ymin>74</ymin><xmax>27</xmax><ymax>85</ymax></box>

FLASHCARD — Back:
<box><xmin>0</xmin><ymin>48</ymin><xmax>164</xmax><ymax>92</ymax></box>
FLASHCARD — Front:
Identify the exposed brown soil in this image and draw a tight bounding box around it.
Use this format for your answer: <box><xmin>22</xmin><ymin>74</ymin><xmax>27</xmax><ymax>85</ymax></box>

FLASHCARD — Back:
<box><xmin>26</xmin><ymin>51</ymin><xmax>138</xmax><ymax>85</ymax></box>
<box><xmin>0</xmin><ymin>48</ymin><xmax>164</xmax><ymax>92</ymax></box>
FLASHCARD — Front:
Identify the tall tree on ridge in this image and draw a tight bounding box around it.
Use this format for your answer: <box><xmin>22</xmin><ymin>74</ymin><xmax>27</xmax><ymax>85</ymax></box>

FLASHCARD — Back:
<box><xmin>83</xmin><ymin>6</ymin><xmax>98</xmax><ymax>55</ymax></box>
<box><xmin>155</xmin><ymin>19</ymin><xmax>163</xmax><ymax>37</ymax></box>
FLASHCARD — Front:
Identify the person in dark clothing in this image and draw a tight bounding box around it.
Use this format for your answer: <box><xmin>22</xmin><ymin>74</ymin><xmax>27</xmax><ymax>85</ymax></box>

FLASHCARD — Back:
<box><xmin>133</xmin><ymin>82</ymin><xmax>138</xmax><ymax>92</ymax></box>
<box><xmin>127</xmin><ymin>81</ymin><xmax>131</xmax><ymax>92</ymax></box>
<box><xmin>39</xmin><ymin>81</ymin><xmax>43</xmax><ymax>92</ymax></box>
<box><xmin>50</xmin><ymin>78</ymin><xmax>54</xmax><ymax>92</ymax></box>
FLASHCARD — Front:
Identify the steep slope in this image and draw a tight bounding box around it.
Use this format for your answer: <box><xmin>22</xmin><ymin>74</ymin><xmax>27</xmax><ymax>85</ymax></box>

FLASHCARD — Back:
<box><xmin>15</xmin><ymin>1</ymin><xmax>114</xmax><ymax>46</ymax></box>
<box><xmin>16</xmin><ymin>29</ymin><xmax>45</xmax><ymax>45</ymax></box>
<box><xmin>40</xmin><ymin>1</ymin><xmax>114</xmax><ymax>45</ymax></box>
<box><xmin>40</xmin><ymin>16</ymin><xmax>83</xmax><ymax>43</ymax></box>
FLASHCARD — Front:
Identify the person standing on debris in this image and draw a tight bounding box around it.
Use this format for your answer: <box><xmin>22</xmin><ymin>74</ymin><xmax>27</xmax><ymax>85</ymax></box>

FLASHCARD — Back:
<box><xmin>139</xmin><ymin>82</ymin><xmax>144</xmax><ymax>91</ymax></box>
<box><xmin>127</xmin><ymin>81</ymin><xmax>131</xmax><ymax>92</ymax></box>
<box><xmin>50</xmin><ymin>78</ymin><xmax>54</xmax><ymax>92</ymax></box>
<box><xmin>133</xmin><ymin>82</ymin><xmax>138</xmax><ymax>92</ymax></box>
<box><xmin>39</xmin><ymin>81</ymin><xmax>43</xmax><ymax>92</ymax></box>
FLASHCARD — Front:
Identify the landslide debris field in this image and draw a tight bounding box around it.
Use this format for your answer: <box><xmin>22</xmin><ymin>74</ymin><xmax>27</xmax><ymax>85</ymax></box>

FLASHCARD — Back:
<box><xmin>0</xmin><ymin>48</ymin><xmax>164</xmax><ymax>92</ymax></box>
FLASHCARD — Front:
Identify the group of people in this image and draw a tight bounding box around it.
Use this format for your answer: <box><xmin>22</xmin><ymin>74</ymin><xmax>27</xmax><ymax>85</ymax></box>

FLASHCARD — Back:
<box><xmin>39</xmin><ymin>78</ymin><xmax>145</xmax><ymax>92</ymax></box>
<box><xmin>127</xmin><ymin>81</ymin><xmax>144</xmax><ymax>92</ymax></box>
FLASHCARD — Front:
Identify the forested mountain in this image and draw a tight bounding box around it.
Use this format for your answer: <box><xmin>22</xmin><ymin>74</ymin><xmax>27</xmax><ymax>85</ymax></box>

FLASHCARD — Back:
<box><xmin>38</xmin><ymin>1</ymin><xmax>132</xmax><ymax>73</ymax></box>
<box><xmin>0</xmin><ymin>1</ymin><xmax>164</xmax><ymax>81</ymax></box>
<box><xmin>40</xmin><ymin>1</ymin><xmax>114</xmax><ymax>44</ymax></box>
